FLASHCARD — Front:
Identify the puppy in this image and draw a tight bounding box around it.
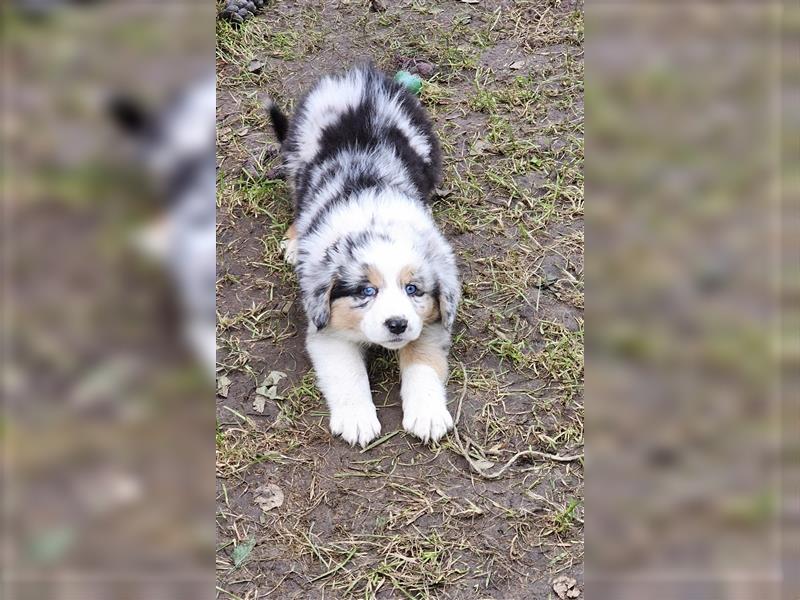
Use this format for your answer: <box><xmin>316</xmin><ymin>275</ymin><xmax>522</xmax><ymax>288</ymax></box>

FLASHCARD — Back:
<box><xmin>269</xmin><ymin>64</ymin><xmax>460</xmax><ymax>448</ymax></box>
<box><xmin>109</xmin><ymin>76</ymin><xmax>217</xmax><ymax>378</ymax></box>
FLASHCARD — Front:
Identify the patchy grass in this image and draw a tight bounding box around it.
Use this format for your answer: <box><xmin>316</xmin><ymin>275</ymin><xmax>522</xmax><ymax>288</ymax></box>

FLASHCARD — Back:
<box><xmin>216</xmin><ymin>0</ymin><xmax>584</xmax><ymax>598</ymax></box>
<box><xmin>537</xmin><ymin>319</ymin><xmax>585</xmax><ymax>390</ymax></box>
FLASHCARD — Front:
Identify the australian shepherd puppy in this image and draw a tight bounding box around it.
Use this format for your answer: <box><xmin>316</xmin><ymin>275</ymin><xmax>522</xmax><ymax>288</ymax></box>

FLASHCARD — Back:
<box><xmin>109</xmin><ymin>76</ymin><xmax>217</xmax><ymax>379</ymax></box>
<box><xmin>269</xmin><ymin>64</ymin><xmax>460</xmax><ymax>448</ymax></box>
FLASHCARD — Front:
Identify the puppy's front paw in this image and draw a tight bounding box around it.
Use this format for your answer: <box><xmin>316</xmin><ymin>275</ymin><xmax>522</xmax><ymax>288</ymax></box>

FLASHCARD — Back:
<box><xmin>402</xmin><ymin>369</ymin><xmax>453</xmax><ymax>443</ymax></box>
<box><xmin>329</xmin><ymin>403</ymin><xmax>381</xmax><ymax>448</ymax></box>
<box><xmin>403</xmin><ymin>401</ymin><xmax>453</xmax><ymax>443</ymax></box>
<box><xmin>280</xmin><ymin>237</ymin><xmax>298</xmax><ymax>265</ymax></box>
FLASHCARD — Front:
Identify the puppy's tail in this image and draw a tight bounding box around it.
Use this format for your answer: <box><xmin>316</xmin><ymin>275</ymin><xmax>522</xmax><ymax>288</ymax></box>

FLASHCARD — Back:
<box><xmin>267</xmin><ymin>101</ymin><xmax>289</xmax><ymax>143</ymax></box>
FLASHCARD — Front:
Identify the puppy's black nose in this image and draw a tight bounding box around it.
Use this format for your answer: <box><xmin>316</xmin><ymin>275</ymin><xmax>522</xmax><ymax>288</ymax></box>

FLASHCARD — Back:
<box><xmin>385</xmin><ymin>317</ymin><xmax>408</xmax><ymax>335</ymax></box>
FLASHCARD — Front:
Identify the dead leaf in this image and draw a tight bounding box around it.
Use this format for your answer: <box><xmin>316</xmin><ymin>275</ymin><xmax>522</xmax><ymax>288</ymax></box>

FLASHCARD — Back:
<box><xmin>256</xmin><ymin>385</ymin><xmax>281</xmax><ymax>400</ymax></box>
<box><xmin>472</xmin><ymin>458</ymin><xmax>495</xmax><ymax>471</ymax></box>
<box><xmin>509</xmin><ymin>60</ymin><xmax>525</xmax><ymax>70</ymax></box>
<box><xmin>434</xmin><ymin>186</ymin><xmax>453</xmax><ymax>198</ymax></box>
<box><xmin>264</xmin><ymin>371</ymin><xmax>287</xmax><ymax>387</ymax></box>
<box><xmin>254</xmin><ymin>483</ymin><xmax>284</xmax><ymax>512</ymax></box>
<box><xmin>253</xmin><ymin>371</ymin><xmax>288</xmax><ymax>412</ymax></box>
<box><xmin>247</xmin><ymin>60</ymin><xmax>265</xmax><ymax>73</ymax></box>
<box><xmin>217</xmin><ymin>375</ymin><xmax>231</xmax><ymax>398</ymax></box>
<box><xmin>469</xmin><ymin>139</ymin><xmax>492</xmax><ymax>156</ymax></box>
<box><xmin>552</xmin><ymin>575</ymin><xmax>580</xmax><ymax>599</ymax></box>
<box><xmin>486</xmin><ymin>443</ymin><xmax>504</xmax><ymax>455</ymax></box>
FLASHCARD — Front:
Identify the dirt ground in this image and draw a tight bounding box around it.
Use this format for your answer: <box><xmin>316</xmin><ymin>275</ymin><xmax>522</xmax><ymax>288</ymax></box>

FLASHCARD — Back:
<box><xmin>215</xmin><ymin>1</ymin><xmax>584</xmax><ymax>598</ymax></box>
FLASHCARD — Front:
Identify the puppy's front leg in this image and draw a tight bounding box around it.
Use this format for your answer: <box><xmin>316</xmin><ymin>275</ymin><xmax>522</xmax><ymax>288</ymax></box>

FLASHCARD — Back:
<box><xmin>399</xmin><ymin>324</ymin><xmax>454</xmax><ymax>443</ymax></box>
<box><xmin>306</xmin><ymin>328</ymin><xmax>381</xmax><ymax>448</ymax></box>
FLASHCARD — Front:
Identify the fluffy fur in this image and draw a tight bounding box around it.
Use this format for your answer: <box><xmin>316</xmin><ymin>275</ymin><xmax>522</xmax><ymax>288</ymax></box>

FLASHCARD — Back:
<box><xmin>270</xmin><ymin>65</ymin><xmax>460</xmax><ymax>447</ymax></box>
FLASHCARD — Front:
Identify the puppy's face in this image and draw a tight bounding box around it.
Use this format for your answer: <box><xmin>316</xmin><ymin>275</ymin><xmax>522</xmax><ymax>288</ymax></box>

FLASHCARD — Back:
<box><xmin>327</xmin><ymin>244</ymin><xmax>439</xmax><ymax>349</ymax></box>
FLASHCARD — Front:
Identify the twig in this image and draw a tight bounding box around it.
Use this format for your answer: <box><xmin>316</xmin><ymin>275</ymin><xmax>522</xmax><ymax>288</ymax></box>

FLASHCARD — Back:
<box><xmin>450</xmin><ymin>363</ymin><xmax>583</xmax><ymax>480</ymax></box>
<box><xmin>216</xmin><ymin>586</ymin><xmax>246</xmax><ymax>600</ymax></box>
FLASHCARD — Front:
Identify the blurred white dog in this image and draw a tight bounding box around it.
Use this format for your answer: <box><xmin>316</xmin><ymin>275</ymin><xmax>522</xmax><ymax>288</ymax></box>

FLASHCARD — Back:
<box><xmin>109</xmin><ymin>76</ymin><xmax>216</xmax><ymax>377</ymax></box>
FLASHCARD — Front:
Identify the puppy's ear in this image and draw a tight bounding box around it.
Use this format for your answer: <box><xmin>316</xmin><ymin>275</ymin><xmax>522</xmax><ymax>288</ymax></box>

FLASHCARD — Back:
<box><xmin>305</xmin><ymin>278</ymin><xmax>335</xmax><ymax>330</ymax></box>
<box><xmin>437</xmin><ymin>272</ymin><xmax>460</xmax><ymax>331</ymax></box>
<box><xmin>434</xmin><ymin>250</ymin><xmax>461</xmax><ymax>331</ymax></box>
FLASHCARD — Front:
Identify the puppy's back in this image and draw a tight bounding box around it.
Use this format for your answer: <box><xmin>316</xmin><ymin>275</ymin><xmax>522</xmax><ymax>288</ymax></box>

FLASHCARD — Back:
<box><xmin>278</xmin><ymin>65</ymin><xmax>441</xmax><ymax>211</ymax></box>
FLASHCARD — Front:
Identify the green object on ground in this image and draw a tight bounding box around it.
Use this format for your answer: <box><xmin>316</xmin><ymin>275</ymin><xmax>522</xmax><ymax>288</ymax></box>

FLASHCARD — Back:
<box><xmin>394</xmin><ymin>70</ymin><xmax>423</xmax><ymax>95</ymax></box>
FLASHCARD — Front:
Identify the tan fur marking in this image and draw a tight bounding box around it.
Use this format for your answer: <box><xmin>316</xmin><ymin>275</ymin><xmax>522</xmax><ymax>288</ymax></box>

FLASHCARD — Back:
<box><xmin>367</xmin><ymin>265</ymin><xmax>385</xmax><ymax>288</ymax></box>
<box><xmin>399</xmin><ymin>336</ymin><xmax>448</xmax><ymax>381</ymax></box>
<box><xmin>398</xmin><ymin>265</ymin><xmax>415</xmax><ymax>286</ymax></box>
<box><xmin>285</xmin><ymin>222</ymin><xmax>297</xmax><ymax>241</ymax></box>
<box><xmin>329</xmin><ymin>298</ymin><xmax>363</xmax><ymax>332</ymax></box>
<box><xmin>421</xmin><ymin>295</ymin><xmax>441</xmax><ymax>324</ymax></box>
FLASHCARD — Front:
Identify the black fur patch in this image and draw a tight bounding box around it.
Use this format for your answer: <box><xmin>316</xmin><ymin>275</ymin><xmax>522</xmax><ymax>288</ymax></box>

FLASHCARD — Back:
<box><xmin>285</xmin><ymin>65</ymin><xmax>442</xmax><ymax>223</ymax></box>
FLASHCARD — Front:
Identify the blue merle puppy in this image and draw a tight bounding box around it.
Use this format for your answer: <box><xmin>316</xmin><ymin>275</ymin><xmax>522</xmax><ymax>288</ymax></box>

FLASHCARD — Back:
<box><xmin>109</xmin><ymin>76</ymin><xmax>216</xmax><ymax>378</ymax></box>
<box><xmin>269</xmin><ymin>64</ymin><xmax>460</xmax><ymax>448</ymax></box>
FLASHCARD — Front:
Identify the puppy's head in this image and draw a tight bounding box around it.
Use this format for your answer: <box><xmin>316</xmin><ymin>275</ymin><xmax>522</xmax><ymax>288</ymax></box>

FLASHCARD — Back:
<box><xmin>306</xmin><ymin>228</ymin><xmax>459</xmax><ymax>349</ymax></box>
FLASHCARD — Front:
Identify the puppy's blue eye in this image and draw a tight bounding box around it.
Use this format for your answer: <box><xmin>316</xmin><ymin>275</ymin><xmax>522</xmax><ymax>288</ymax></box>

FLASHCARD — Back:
<box><xmin>405</xmin><ymin>284</ymin><xmax>418</xmax><ymax>296</ymax></box>
<box><xmin>361</xmin><ymin>286</ymin><xmax>377</xmax><ymax>297</ymax></box>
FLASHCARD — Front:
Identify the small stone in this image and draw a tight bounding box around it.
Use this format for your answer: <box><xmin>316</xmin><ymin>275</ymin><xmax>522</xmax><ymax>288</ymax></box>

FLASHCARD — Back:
<box><xmin>415</xmin><ymin>61</ymin><xmax>434</xmax><ymax>77</ymax></box>
<box><xmin>265</xmin><ymin>165</ymin><xmax>284</xmax><ymax>180</ymax></box>
<box><xmin>241</xmin><ymin>159</ymin><xmax>260</xmax><ymax>181</ymax></box>
<box><xmin>469</xmin><ymin>139</ymin><xmax>492</xmax><ymax>156</ymax></box>
<box><xmin>217</xmin><ymin>375</ymin><xmax>231</xmax><ymax>398</ymax></box>
<box><xmin>219</xmin><ymin>0</ymin><xmax>267</xmax><ymax>23</ymax></box>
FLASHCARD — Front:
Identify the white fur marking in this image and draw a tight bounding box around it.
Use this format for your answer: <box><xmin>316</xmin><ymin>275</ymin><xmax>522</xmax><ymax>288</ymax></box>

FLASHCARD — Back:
<box><xmin>401</xmin><ymin>364</ymin><xmax>453</xmax><ymax>443</ymax></box>
<box><xmin>306</xmin><ymin>327</ymin><xmax>381</xmax><ymax>447</ymax></box>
